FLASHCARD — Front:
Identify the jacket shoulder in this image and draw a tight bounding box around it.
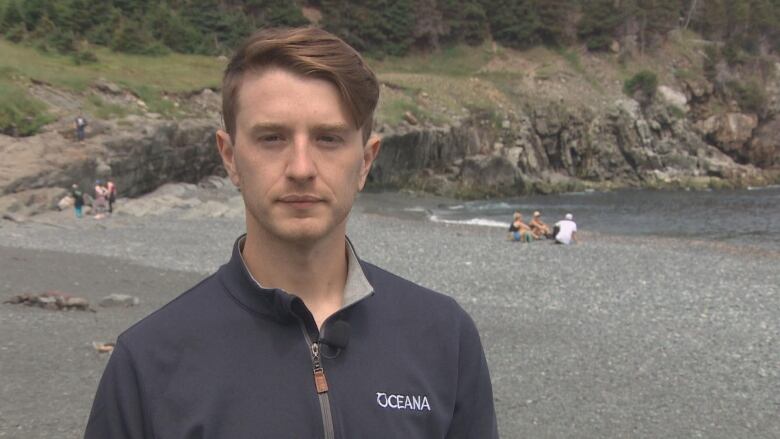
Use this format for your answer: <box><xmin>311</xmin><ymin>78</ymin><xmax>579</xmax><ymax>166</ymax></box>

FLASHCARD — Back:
<box><xmin>360</xmin><ymin>261</ymin><xmax>469</xmax><ymax>319</ymax></box>
<box><xmin>117</xmin><ymin>273</ymin><xmax>223</xmax><ymax>348</ymax></box>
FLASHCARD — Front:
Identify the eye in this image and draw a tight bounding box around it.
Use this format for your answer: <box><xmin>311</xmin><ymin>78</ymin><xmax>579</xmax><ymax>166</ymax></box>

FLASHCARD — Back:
<box><xmin>317</xmin><ymin>134</ymin><xmax>344</xmax><ymax>147</ymax></box>
<box><xmin>256</xmin><ymin>134</ymin><xmax>286</xmax><ymax>145</ymax></box>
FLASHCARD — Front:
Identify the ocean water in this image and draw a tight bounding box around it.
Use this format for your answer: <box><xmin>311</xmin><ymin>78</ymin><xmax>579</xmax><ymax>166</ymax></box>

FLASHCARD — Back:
<box><xmin>357</xmin><ymin>186</ymin><xmax>780</xmax><ymax>251</ymax></box>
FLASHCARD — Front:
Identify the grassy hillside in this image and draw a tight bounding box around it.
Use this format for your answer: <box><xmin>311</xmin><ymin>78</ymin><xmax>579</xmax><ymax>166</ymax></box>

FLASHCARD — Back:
<box><xmin>0</xmin><ymin>31</ymin><xmax>760</xmax><ymax>136</ymax></box>
<box><xmin>0</xmin><ymin>39</ymin><xmax>224</xmax><ymax>134</ymax></box>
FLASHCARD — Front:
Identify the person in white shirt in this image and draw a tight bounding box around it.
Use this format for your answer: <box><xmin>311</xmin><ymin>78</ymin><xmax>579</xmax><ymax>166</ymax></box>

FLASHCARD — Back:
<box><xmin>554</xmin><ymin>213</ymin><xmax>578</xmax><ymax>245</ymax></box>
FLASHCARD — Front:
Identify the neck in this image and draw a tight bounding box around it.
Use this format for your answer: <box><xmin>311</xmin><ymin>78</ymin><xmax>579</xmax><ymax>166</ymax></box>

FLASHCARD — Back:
<box><xmin>241</xmin><ymin>223</ymin><xmax>348</xmax><ymax>326</ymax></box>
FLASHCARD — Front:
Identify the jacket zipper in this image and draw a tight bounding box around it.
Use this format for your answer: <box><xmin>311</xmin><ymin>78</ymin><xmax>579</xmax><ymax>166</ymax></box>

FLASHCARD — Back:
<box><xmin>299</xmin><ymin>321</ymin><xmax>335</xmax><ymax>439</ymax></box>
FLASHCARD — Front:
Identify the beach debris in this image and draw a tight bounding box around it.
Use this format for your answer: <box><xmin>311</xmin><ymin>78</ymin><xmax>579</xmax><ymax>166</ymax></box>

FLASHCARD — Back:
<box><xmin>99</xmin><ymin>294</ymin><xmax>139</xmax><ymax>308</ymax></box>
<box><xmin>92</xmin><ymin>341</ymin><xmax>116</xmax><ymax>354</ymax></box>
<box><xmin>4</xmin><ymin>291</ymin><xmax>94</xmax><ymax>311</ymax></box>
<box><xmin>2</xmin><ymin>213</ymin><xmax>25</xmax><ymax>223</ymax></box>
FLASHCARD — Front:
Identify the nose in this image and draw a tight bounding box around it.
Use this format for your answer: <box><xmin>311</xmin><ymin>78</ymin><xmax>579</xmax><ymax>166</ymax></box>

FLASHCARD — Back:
<box><xmin>285</xmin><ymin>136</ymin><xmax>317</xmax><ymax>182</ymax></box>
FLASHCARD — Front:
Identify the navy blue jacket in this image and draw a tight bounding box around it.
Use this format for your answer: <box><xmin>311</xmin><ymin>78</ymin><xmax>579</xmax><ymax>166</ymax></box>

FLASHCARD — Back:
<box><xmin>85</xmin><ymin>237</ymin><xmax>498</xmax><ymax>438</ymax></box>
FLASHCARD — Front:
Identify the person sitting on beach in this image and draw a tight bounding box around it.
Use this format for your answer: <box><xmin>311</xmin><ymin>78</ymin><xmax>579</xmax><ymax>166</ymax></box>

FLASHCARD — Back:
<box><xmin>529</xmin><ymin>210</ymin><xmax>552</xmax><ymax>239</ymax></box>
<box><xmin>554</xmin><ymin>213</ymin><xmax>578</xmax><ymax>245</ymax></box>
<box><xmin>508</xmin><ymin>211</ymin><xmax>533</xmax><ymax>243</ymax></box>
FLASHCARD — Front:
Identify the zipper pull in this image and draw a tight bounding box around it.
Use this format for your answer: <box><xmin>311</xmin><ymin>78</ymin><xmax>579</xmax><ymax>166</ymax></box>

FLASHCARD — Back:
<box><xmin>311</xmin><ymin>342</ymin><xmax>329</xmax><ymax>394</ymax></box>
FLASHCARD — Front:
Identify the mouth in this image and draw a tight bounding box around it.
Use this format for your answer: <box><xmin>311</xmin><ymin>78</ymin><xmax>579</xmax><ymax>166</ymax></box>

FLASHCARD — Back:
<box><xmin>278</xmin><ymin>194</ymin><xmax>324</xmax><ymax>208</ymax></box>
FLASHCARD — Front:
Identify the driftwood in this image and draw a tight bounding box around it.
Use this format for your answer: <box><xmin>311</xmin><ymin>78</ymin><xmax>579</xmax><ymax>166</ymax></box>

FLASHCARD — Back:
<box><xmin>4</xmin><ymin>290</ymin><xmax>95</xmax><ymax>312</ymax></box>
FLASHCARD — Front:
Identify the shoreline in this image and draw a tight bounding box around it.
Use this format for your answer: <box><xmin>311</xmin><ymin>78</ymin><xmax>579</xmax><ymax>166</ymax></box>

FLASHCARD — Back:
<box><xmin>1</xmin><ymin>207</ymin><xmax>779</xmax><ymax>438</ymax></box>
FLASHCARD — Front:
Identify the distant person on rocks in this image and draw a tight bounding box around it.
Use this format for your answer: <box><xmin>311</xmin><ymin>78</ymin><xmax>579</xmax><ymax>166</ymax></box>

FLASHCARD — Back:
<box><xmin>85</xmin><ymin>27</ymin><xmax>497</xmax><ymax>439</ymax></box>
<box><xmin>71</xmin><ymin>184</ymin><xmax>84</xmax><ymax>218</ymax></box>
<box><xmin>74</xmin><ymin>115</ymin><xmax>88</xmax><ymax>141</ymax></box>
<box><xmin>93</xmin><ymin>180</ymin><xmax>108</xmax><ymax>218</ymax></box>
<box><xmin>106</xmin><ymin>179</ymin><xmax>117</xmax><ymax>214</ymax></box>
<box><xmin>508</xmin><ymin>211</ymin><xmax>533</xmax><ymax>242</ymax></box>
<box><xmin>554</xmin><ymin>213</ymin><xmax>578</xmax><ymax>245</ymax></box>
<box><xmin>529</xmin><ymin>210</ymin><xmax>552</xmax><ymax>239</ymax></box>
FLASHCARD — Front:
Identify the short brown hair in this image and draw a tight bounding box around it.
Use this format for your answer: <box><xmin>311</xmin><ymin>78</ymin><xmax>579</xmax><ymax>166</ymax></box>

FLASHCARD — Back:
<box><xmin>222</xmin><ymin>27</ymin><xmax>379</xmax><ymax>143</ymax></box>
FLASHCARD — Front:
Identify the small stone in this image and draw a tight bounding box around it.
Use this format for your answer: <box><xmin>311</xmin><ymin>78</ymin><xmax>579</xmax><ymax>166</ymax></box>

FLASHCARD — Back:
<box><xmin>99</xmin><ymin>294</ymin><xmax>140</xmax><ymax>308</ymax></box>
<box><xmin>502</xmin><ymin>120</ymin><xmax>511</xmax><ymax>129</ymax></box>
<box><xmin>403</xmin><ymin>111</ymin><xmax>419</xmax><ymax>126</ymax></box>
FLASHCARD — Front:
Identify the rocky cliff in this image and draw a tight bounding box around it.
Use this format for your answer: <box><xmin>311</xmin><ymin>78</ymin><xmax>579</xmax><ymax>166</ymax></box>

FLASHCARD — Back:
<box><xmin>373</xmin><ymin>72</ymin><xmax>780</xmax><ymax>198</ymax></box>
<box><xmin>2</xmin><ymin>41</ymin><xmax>780</xmax><ymax>218</ymax></box>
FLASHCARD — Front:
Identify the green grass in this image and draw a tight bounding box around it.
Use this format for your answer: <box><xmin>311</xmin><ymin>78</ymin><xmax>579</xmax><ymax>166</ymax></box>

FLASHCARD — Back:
<box><xmin>370</xmin><ymin>44</ymin><xmax>493</xmax><ymax>77</ymax></box>
<box><xmin>0</xmin><ymin>38</ymin><xmax>225</xmax><ymax>126</ymax></box>
<box><xmin>85</xmin><ymin>94</ymin><xmax>133</xmax><ymax>119</ymax></box>
<box><xmin>0</xmin><ymin>39</ymin><xmax>224</xmax><ymax>92</ymax></box>
<box><xmin>0</xmin><ymin>79</ymin><xmax>55</xmax><ymax>136</ymax></box>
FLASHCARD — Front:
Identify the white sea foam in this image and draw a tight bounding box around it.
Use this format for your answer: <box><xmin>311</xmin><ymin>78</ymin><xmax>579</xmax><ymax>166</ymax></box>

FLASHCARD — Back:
<box><xmin>429</xmin><ymin>215</ymin><xmax>509</xmax><ymax>228</ymax></box>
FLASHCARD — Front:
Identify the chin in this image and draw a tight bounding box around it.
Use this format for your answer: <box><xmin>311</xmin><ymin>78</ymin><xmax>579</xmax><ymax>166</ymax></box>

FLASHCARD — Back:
<box><xmin>271</xmin><ymin>220</ymin><xmax>334</xmax><ymax>243</ymax></box>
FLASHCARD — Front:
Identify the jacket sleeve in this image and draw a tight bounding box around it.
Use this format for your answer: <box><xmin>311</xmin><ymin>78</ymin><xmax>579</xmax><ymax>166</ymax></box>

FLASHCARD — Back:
<box><xmin>84</xmin><ymin>340</ymin><xmax>151</xmax><ymax>439</ymax></box>
<box><xmin>445</xmin><ymin>311</ymin><xmax>499</xmax><ymax>439</ymax></box>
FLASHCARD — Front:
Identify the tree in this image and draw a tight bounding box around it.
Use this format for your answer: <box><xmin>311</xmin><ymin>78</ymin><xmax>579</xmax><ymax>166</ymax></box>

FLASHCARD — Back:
<box><xmin>244</xmin><ymin>0</ymin><xmax>309</xmax><ymax>27</ymax></box>
<box><xmin>413</xmin><ymin>0</ymin><xmax>446</xmax><ymax>50</ymax></box>
<box><xmin>441</xmin><ymin>0</ymin><xmax>490</xmax><ymax>46</ymax></box>
<box><xmin>2</xmin><ymin>0</ymin><xmax>25</xmax><ymax>34</ymax></box>
<box><xmin>483</xmin><ymin>0</ymin><xmax>541</xmax><ymax>48</ymax></box>
<box><xmin>534</xmin><ymin>0</ymin><xmax>576</xmax><ymax>46</ymax></box>
<box><xmin>322</xmin><ymin>0</ymin><xmax>415</xmax><ymax>56</ymax></box>
<box><xmin>578</xmin><ymin>0</ymin><xmax>623</xmax><ymax>51</ymax></box>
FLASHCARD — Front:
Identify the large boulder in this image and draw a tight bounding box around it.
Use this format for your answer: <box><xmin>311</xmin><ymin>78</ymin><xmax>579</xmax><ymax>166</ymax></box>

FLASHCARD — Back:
<box><xmin>697</xmin><ymin>113</ymin><xmax>759</xmax><ymax>161</ymax></box>
<box><xmin>460</xmin><ymin>154</ymin><xmax>518</xmax><ymax>192</ymax></box>
<box><xmin>657</xmin><ymin>85</ymin><xmax>689</xmax><ymax>113</ymax></box>
<box><xmin>748</xmin><ymin>117</ymin><xmax>780</xmax><ymax>168</ymax></box>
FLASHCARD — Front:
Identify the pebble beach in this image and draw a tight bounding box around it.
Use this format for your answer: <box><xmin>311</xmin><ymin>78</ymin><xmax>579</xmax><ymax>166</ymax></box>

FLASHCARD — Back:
<box><xmin>1</xmin><ymin>198</ymin><xmax>778</xmax><ymax>438</ymax></box>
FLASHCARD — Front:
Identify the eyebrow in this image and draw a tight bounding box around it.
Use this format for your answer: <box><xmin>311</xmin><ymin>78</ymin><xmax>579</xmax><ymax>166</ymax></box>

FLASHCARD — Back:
<box><xmin>247</xmin><ymin>123</ymin><xmax>352</xmax><ymax>135</ymax></box>
<box><xmin>248</xmin><ymin>123</ymin><xmax>289</xmax><ymax>136</ymax></box>
<box><xmin>311</xmin><ymin>123</ymin><xmax>352</xmax><ymax>133</ymax></box>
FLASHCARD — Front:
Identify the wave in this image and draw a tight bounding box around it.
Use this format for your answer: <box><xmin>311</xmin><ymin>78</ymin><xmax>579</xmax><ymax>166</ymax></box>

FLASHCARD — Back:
<box><xmin>402</xmin><ymin>206</ymin><xmax>430</xmax><ymax>213</ymax></box>
<box><xmin>467</xmin><ymin>201</ymin><xmax>513</xmax><ymax>211</ymax></box>
<box><xmin>429</xmin><ymin>215</ymin><xmax>509</xmax><ymax>228</ymax></box>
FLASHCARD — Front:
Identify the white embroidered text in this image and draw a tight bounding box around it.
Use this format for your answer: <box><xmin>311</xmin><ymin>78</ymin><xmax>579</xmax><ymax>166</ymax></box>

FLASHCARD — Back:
<box><xmin>376</xmin><ymin>392</ymin><xmax>431</xmax><ymax>411</ymax></box>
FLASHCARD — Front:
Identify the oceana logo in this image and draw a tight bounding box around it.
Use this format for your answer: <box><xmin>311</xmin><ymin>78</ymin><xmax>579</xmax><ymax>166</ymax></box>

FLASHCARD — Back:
<box><xmin>376</xmin><ymin>392</ymin><xmax>431</xmax><ymax>411</ymax></box>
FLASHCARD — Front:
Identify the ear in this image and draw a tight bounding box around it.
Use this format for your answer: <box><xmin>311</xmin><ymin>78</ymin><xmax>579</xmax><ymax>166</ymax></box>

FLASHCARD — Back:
<box><xmin>358</xmin><ymin>134</ymin><xmax>381</xmax><ymax>190</ymax></box>
<box><xmin>216</xmin><ymin>130</ymin><xmax>241</xmax><ymax>188</ymax></box>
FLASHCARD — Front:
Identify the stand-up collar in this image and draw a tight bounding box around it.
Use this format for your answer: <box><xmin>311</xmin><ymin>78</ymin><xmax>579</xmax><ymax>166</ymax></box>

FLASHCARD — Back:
<box><xmin>217</xmin><ymin>235</ymin><xmax>374</xmax><ymax>320</ymax></box>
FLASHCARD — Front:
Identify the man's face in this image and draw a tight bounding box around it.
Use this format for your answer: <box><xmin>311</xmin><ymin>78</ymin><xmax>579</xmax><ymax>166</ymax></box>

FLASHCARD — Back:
<box><xmin>217</xmin><ymin>68</ymin><xmax>379</xmax><ymax>244</ymax></box>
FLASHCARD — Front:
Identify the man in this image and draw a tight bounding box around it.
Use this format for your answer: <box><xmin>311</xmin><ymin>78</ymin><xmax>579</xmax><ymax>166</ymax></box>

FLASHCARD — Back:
<box><xmin>75</xmin><ymin>115</ymin><xmax>87</xmax><ymax>141</ymax></box>
<box><xmin>528</xmin><ymin>210</ymin><xmax>552</xmax><ymax>239</ymax></box>
<box><xmin>554</xmin><ymin>213</ymin><xmax>578</xmax><ymax>245</ymax></box>
<box><xmin>85</xmin><ymin>28</ymin><xmax>497</xmax><ymax>438</ymax></box>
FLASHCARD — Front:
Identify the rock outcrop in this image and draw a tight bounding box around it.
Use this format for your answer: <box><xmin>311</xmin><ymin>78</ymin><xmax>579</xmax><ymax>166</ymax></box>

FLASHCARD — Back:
<box><xmin>0</xmin><ymin>116</ymin><xmax>224</xmax><ymax>217</ymax></box>
<box><xmin>372</xmin><ymin>96</ymin><xmax>774</xmax><ymax>197</ymax></box>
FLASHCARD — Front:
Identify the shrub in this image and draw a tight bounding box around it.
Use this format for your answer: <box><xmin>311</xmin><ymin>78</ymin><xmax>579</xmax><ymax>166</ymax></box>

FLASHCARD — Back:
<box><xmin>623</xmin><ymin>70</ymin><xmax>658</xmax><ymax>105</ymax></box>
<box><xmin>728</xmin><ymin>80</ymin><xmax>767</xmax><ymax>115</ymax></box>
<box><xmin>71</xmin><ymin>49</ymin><xmax>98</xmax><ymax>65</ymax></box>
<box><xmin>0</xmin><ymin>82</ymin><xmax>55</xmax><ymax>136</ymax></box>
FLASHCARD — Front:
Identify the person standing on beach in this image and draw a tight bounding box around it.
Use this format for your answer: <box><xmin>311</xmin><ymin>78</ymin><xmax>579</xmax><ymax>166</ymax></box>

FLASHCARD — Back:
<box><xmin>70</xmin><ymin>184</ymin><xmax>84</xmax><ymax>218</ymax></box>
<box><xmin>93</xmin><ymin>180</ymin><xmax>107</xmax><ymax>218</ymax></box>
<box><xmin>74</xmin><ymin>115</ymin><xmax>87</xmax><ymax>141</ymax></box>
<box><xmin>84</xmin><ymin>27</ymin><xmax>497</xmax><ymax>439</ymax></box>
<box><xmin>106</xmin><ymin>179</ymin><xmax>117</xmax><ymax>214</ymax></box>
<box><xmin>554</xmin><ymin>213</ymin><xmax>578</xmax><ymax>245</ymax></box>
